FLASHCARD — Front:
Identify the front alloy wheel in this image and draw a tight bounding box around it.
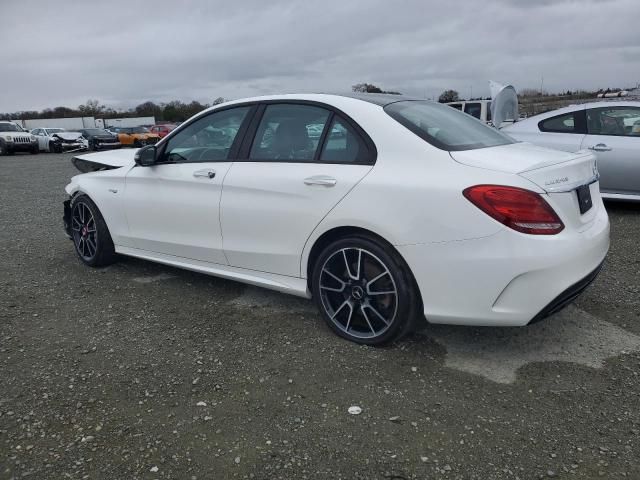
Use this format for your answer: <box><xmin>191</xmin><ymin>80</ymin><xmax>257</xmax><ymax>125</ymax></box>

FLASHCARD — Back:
<box><xmin>71</xmin><ymin>202</ymin><xmax>98</xmax><ymax>261</ymax></box>
<box><xmin>70</xmin><ymin>195</ymin><xmax>116</xmax><ymax>267</ymax></box>
<box><xmin>312</xmin><ymin>236</ymin><xmax>421</xmax><ymax>345</ymax></box>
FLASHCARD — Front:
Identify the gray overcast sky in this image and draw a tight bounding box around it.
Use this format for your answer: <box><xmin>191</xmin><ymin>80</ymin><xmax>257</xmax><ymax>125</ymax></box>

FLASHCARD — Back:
<box><xmin>2</xmin><ymin>0</ymin><xmax>639</xmax><ymax>112</ymax></box>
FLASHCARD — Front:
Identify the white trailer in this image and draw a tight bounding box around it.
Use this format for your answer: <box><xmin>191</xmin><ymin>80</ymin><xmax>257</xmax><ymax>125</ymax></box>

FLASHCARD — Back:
<box><xmin>22</xmin><ymin>117</ymin><xmax>96</xmax><ymax>130</ymax></box>
<box><xmin>103</xmin><ymin>116</ymin><xmax>155</xmax><ymax>128</ymax></box>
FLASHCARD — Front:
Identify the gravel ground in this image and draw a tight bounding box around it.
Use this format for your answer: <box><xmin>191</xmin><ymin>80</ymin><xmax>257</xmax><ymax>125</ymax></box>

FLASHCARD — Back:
<box><xmin>1</xmin><ymin>153</ymin><xmax>639</xmax><ymax>480</ymax></box>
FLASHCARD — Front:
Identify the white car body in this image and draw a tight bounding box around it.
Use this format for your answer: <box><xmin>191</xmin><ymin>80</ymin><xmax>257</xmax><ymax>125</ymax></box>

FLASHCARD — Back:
<box><xmin>64</xmin><ymin>94</ymin><xmax>609</xmax><ymax>331</ymax></box>
<box><xmin>503</xmin><ymin>101</ymin><xmax>640</xmax><ymax>201</ymax></box>
<box><xmin>31</xmin><ymin>127</ymin><xmax>88</xmax><ymax>152</ymax></box>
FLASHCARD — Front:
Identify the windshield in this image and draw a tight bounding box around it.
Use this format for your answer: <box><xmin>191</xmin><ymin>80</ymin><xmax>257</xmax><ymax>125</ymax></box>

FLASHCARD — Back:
<box><xmin>83</xmin><ymin>129</ymin><xmax>109</xmax><ymax>135</ymax></box>
<box><xmin>385</xmin><ymin>101</ymin><xmax>514</xmax><ymax>151</ymax></box>
<box><xmin>132</xmin><ymin>127</ymin><xmax>150</xmax><ymax>134</ymax></box>
<box><xmin>0</xmin><ymin>123</ymin><xmax>23</xmax><ymax>132</ymax></box>
<box><xmin>46</xmin><ymin>128</ymin><xmax>65</xmax><ymax>134</ymax></box>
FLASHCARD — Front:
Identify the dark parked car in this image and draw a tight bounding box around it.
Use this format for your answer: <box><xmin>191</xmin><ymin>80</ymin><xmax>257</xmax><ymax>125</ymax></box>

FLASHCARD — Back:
<box><xmin>79</xmin><ymin>128</ymin><xmax>122</xmax><ymax>151</ymax></box>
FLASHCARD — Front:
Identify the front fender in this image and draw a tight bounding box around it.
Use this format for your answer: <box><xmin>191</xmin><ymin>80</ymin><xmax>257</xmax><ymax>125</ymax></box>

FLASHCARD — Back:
<box><xmin>64</xmin><ymin>168</ymin><xmax>132</xmax><ymax>248</ymax></box>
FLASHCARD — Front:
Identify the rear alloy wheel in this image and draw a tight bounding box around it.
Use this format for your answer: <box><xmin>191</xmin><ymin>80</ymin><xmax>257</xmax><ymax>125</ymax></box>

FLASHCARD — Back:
<box><xmin>312</xmin><ymin>236</ymin><xmax>421</xmax><ymax>345</ymax></box>
<box><xmin>70</xmin><ymin>195</ymin><xmax>116</xmax><ymax>267</ymax></box>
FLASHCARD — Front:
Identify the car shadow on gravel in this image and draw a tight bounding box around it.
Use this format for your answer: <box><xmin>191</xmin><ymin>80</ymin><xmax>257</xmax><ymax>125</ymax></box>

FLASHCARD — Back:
<box><xmin>96</xmin><ymin>253</ymin><xmax>640</xmax><ymax>387</ymax></box>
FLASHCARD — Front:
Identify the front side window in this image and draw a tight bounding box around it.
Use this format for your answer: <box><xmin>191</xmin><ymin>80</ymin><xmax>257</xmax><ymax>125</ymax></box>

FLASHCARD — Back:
<box><xmin>539</xmin><ymin>112</ymin><xmax>578</xmax><ymax>133</ymax></box>
<box><xmin>587</xmin><ymin>107</ymin><xmax>640</xmax><ymax>136</ymax></box>
<box><xmin>464</xmin><ymin>102</ymin><xmax>482</xmax><ymax>119</ymax></box>
<box><xmin>385</xmin><ymin>101</ymin><xmax>514</xmax><ymax>151</ymax></box>
<box><xmin>319</xmin><ymin>117</ymin><xmax>368</xmax><ymax>163</ymax></box>
<box><xmin>250</xmin><ymin>104</ymin><xmax>330</xmax><ymax>161</ymax></box>
<box><xmin>163</xmin><ymin>106</ymin><xmax>250</xmax><ymax>163</ymax></box>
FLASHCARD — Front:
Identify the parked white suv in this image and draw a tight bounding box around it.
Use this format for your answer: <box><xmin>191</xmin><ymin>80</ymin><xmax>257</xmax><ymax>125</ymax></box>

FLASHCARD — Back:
<box><xmin>447</xmin><ymin>82</ymin><xmax>519</xmax><ymax>128</ymax></box>
<box><xmin>0</xmin><ymin>121</ymin><xmax>38</xmax><ymax>155</ymax></box>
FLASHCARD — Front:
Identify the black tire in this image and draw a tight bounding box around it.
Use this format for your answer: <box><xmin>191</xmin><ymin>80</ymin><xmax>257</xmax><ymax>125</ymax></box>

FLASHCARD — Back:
<box><xmin>50</xmin><ymin>141</ymin><xmax>62</xmax><ymax>153</ymax></box>
<box><xmin>31</xmin><ymin>146</ymin><xmax>39</xmax><ymax>154</ymax></box>
<box><xmin>311</xmin><ymin>234</ymin><xmax>422</xmax><ymax>346</ymax></box>
<box><xmin>90</xmin><ymin>140</ymin><xmax>97</xmax><ymax>151</ymax></box>
<box><xmin>0</xmin><ymin>143</ymin><xmax>6</xmax><ymax>156</ymax></box>
<box><xmin>133</xmin><ymin>139</ymin><xmax>141</xmax><ymax>148</ymax></box>
<box><xmin>70</xmin><ymin>194</ymin><xmax>117</xmax><ymax>267</ymax></box>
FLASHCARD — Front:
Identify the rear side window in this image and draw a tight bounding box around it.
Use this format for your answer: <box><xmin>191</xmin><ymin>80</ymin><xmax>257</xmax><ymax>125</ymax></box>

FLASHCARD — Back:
<box><xmin>464</xmin><ymin>102</ymin><xmax>482</xmax><ymax>119</ymax></box>
<box><xmin>539</xmin><ymin>113</ymin><xmax>578</xmax><ymax>133</ymax></box>
<box><xmin>319</xmin><ymin>117</ymin><xmax>368</xmax><ymax>164</ymax></box>
<box><xmin>250</xmin><ymin>104</ymin><xmax>330</xmax><ymax>161</ymax></box>
<box><xmin>385</xmin><ymin>101</ymin><xmax>514</xmax><ymax>151</ymax></box>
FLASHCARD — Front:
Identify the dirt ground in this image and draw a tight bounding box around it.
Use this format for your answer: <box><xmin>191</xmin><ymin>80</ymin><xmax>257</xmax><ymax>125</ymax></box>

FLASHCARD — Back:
<box><xmin>1</xmin><ymin>153</ymin><xmax>639</xmax><ymax>480</ymax></box>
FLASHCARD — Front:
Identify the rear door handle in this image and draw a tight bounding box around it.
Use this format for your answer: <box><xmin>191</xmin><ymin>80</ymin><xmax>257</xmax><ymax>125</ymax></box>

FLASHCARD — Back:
<box><xmin>588</xmin><ymin>143</ymin><xmax>612</xmax><ymax>152</ymax></box>
<box><xmin>304</xmin><ymin>175</ymin><xmax>337</xmax><ymax>187</ymax></box>
<box><xmin>193</xmin><ymin>169</ymin><xmax>216</xmax><ymax>179</ymax></box>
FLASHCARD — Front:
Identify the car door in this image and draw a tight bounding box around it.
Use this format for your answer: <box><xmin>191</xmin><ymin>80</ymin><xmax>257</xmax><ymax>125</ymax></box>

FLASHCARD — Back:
<box><xmin>123</xmin><ymin>105</ymin><xmax>254</xmax><ymax>264</ymax></box>
<box><xmin>532</xmin><ymin>108</ymin><xmax>587</xmax><ymax>152</ymax></box>
<box><xmin>220</xmin><ymin>102</ymin><xmax>375</xmax><ymax>277</ymax></box>
<box><xmin>581</xmin><ymin>105</ymin><xmax>640</xmax><ymax>195</ymax></box>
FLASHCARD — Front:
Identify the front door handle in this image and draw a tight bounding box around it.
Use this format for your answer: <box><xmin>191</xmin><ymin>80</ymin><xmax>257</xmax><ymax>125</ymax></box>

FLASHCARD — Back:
<box><xmin>588</xmin><ymin>143</ymin><xmax>612</xmax><ymax>152</ymax></box>
<box><xmin>304</xmin><ymin>175</ymin><xmax>337</xmax><ymax>187</ymax></box>
<box><xmin>193</xmin><ymin>169</ymin><xmax>216</xmax><ymax>179</ymax></box>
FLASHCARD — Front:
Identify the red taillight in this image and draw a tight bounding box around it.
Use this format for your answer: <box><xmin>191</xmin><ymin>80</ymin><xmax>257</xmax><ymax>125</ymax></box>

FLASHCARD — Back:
<box><xmin>463</xmin><ymin>185</ymin><xmax>564</xmax><ymax>235</ymax></box>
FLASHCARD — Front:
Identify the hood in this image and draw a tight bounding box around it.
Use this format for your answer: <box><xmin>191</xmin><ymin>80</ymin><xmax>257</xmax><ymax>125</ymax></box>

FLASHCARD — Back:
<box><xmin>489</xmin><ymin>81</ymin><xmax>518</xmax><ymax>128</ymax></box>
<box><xmin>72</xmin><ymin>148</ymin><xmax>137</xmax><ymax>172</ymax></box>
<box><xmin>0</xmin><ymin>131</ymin><xmax>31</xmax><ymax>139</ymax></box>
<box><xmin>54</xmin><ymin>132</ymin><xmax>83</xmax><ymax>141</ymax></box>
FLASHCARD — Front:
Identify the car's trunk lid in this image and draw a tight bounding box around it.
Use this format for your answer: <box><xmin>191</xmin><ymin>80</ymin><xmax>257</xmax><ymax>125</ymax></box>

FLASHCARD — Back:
<box><xmin>451</xmin><ymin>142</ymin><xmax>600</xmax><ymax>229</ymax></box>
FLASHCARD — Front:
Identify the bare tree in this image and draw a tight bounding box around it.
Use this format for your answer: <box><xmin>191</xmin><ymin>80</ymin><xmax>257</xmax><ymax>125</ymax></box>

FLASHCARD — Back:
<box><xmin>438</xmin><ymin>90</ymin><xmax>459</xmax><ymax>103</ymax></box>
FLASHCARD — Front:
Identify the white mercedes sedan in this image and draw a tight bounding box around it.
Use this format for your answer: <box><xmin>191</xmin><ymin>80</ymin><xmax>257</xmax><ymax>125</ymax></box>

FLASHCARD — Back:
<box><xmin>63</xmin><ymin>93</ymin><xmax>609</xmax><ymax>345</ymax></box>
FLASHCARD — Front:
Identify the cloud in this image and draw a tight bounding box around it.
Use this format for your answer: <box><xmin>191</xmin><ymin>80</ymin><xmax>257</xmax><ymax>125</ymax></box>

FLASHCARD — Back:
<box><xmin>1</xmin><ymin>0</ymin><xmax>639</xmax><ymax>112</ymax></box>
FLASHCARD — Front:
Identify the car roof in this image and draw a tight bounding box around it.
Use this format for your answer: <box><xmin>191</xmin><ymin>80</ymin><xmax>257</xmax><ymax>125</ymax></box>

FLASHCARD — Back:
<box><xmin>214</xmin><ymin>92</ymin><xmax>425</xmax><ymax>110</ymax></box>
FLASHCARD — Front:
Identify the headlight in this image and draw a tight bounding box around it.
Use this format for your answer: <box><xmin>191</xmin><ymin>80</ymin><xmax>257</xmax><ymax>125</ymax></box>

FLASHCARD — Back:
<box><xmin>30</xmin><ymin>135</ymin><xmax>37</xmax><ymax>142</ymax></box>
<box><xmin>5</xmin><ymin>136</ymin><xmax>14</xmax><ymax>142</ymax></box>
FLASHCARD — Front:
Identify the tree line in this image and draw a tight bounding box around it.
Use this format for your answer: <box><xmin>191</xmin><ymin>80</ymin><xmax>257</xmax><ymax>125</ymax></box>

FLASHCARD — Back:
<box><xmin>0</xmin><ymin>97</ymin><xmax>226</xmax><ymax>123</ymax></box>
<box><xmin>1</xmin><ymin>83</ymin><xmax>629</xmax><ymax>122</ymax></box>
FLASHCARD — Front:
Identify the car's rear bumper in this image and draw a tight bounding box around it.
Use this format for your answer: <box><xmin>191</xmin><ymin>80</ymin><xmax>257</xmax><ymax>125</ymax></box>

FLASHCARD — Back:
<box><xmin>397</xmin><ymin>205</ymin><xmax>610</xmax><ymax>326</ymax></box>
<box><xmin>528</xmin><ymin>261</ymin><xmax>603</xmax><ymax>324</ymax></box>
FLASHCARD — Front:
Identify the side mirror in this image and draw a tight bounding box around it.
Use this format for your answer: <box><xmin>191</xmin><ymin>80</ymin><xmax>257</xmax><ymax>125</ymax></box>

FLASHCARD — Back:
<box><xmin>134</xmin><ymin>145</ymin><xmax>157</xmax><ymax>166</ymax></box>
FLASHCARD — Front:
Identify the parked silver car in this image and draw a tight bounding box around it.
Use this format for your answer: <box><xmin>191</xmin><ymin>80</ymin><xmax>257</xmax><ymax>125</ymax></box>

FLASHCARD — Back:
<box><xmin>503</xmin><ymin>101</ymin><xmax>640</xmax><ymax>201</ymax></box>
